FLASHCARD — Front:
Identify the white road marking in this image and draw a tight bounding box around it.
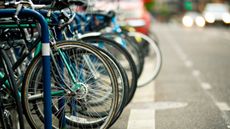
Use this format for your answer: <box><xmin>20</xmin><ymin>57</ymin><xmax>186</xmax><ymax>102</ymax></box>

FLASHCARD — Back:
<box><xmin>221</xmin><ymin>113</ymin><xmax>230</xmax><ymax>129</ymax></box>
<box><xmin>127</xmin><ymin>109</ymin><xmax>155</xmax><ymax>129</ymax></box>
<box><xmin>173</xmin><ymin>45</ymin><xmax>187</xmax><ymax>61</ymax></box>
<box><xmin>192</xmin><ymin>70</ymin><xmax>200</xmax><ymax>77</ymax></box>
<box><xmin>159</xmin><ymin>23</ymin><xmax>230</xmax><ymax>129</ymax></box>
<box><xmin>201</xmin><ymin>82</ymin><xmax>212</xmax><ymax>90</ymax></box>
<box><xmin>131</xmin><ymin>102</ymin><xmax>188</xmax><ymax>110</ymax></box>
<box><xmin>128</xmin><ymin>80</ymin><xmax>188</xmax><ymax>129</ymax></box>
<box><xmin>153</xmin><ymin>102</ymin><xmax>188</xmax><ymax>110</ymax></box>
<box><xmin>216</xmin><ymin>102</ymin><xmax>230</xmax><ymax>111</ymax></box>
<box><xmin>128</xmin><ymin>81</ymin><xmax>155</xmax><ymax>129</ymax></box>
<box><xmin>184</xmin><ymin>60</ymin><xmax>193</xmax><ymax>68</ymax></box>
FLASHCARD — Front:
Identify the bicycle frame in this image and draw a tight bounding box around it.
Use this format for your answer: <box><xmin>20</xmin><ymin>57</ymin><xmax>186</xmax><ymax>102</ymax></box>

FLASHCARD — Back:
<box><xmin>0</xmin><ymin>8</ymin><xmax>52</xmax><ymax>129</ymax></box>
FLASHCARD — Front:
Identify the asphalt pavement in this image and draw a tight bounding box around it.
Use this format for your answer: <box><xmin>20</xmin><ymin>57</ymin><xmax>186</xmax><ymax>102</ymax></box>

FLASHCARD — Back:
<box><xmin>111</xmin><ymin>22</ymin><xmax>230</xmax><ymax>129</ymax></box>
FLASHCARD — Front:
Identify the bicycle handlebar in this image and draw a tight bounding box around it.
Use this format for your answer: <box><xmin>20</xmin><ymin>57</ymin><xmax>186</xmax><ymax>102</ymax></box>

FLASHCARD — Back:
<box><xmin>4</xmin><ymin>0</ymin><xmax>88</xmax><ymax>10</ymax></box>
<box><xmin>4</xmin><ymin>0</ymin><xmax>49</xmax><ymax>9</ymax></box>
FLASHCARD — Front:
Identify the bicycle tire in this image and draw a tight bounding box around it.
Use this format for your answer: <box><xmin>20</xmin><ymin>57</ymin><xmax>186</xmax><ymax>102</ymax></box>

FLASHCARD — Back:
<box><xmin>128</xmin><ymin>32</ymin><xmax>162</xmax><ymax>87</ymax></box>
<box><xmin>21</xmin><ymin>41</ymin><xmax>119</xmax><ymax>129</ymax></box>
<box><xmin>103</xmin><ymin>33</ymin><xmax>144</xmax><ymax>78</ymax></box>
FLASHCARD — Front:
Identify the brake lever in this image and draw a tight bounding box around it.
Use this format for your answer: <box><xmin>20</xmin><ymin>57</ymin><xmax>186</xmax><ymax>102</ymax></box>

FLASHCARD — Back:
<box><xmin>58</xmin><ymin>12</ymin><xmax>76</xmax><ymax>29</ymax></box>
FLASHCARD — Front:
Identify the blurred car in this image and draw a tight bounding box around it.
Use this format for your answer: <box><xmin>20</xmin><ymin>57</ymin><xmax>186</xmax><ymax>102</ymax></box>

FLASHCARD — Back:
<box><xmin>203</xmin><ymin>3</ymin><xmax>230</xmax><ymax>24</ymax></box>
<box><xmin>93</xmin><ymin>0</ymin><xmax>152</xmax><ymax>34</ymax></box>
<box><xmin>182</xmin><ymin>11</ymin><xmax>206</xmax><ymax>27</ymax></box>
<box><xmin>119</xmin><ymin>0</ymin><xmax>152</xmax><ymax>34</ymax></box>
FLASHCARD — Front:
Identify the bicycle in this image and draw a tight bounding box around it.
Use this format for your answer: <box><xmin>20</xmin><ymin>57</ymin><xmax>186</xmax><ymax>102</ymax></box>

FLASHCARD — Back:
<box><xmin>1</xmin><ymin>1</ymin><xmax>124</xmax><ymax>128</ymax></box>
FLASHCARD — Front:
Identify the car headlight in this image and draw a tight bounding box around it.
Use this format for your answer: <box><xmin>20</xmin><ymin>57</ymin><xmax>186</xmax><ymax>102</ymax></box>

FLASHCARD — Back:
<box><xmin>182</xmin><ymin>16</ymin><xmax>193</xmax><ymax>27</ymax></box>
<box><xmin>195</xmin><ymin>16</ymin><xmax>205</xmax><ymax>27</ymax></box>
<box><xmin>222</xmin><ymin>13</ymin><xmax>230</xmax><ymax>24</ymax></box>
<box><xmin>204</xmin><ymin>13</ymin><xmax>215</xmax><ymax>23</ymax></box>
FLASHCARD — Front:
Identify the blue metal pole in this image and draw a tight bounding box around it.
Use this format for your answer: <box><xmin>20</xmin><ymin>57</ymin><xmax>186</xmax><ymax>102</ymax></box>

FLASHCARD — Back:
<box><xmin>0</xmin><ymin>8</ymin><xmax>52</xmax><ymax>129</ymax></box>
<box><xmin>39</xmin><ymin>10</ymin><xmax>67</xmax><ymax>128</ymax></box>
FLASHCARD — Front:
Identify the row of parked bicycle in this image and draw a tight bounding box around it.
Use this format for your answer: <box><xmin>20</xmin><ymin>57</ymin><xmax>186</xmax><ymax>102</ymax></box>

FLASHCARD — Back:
<box><xmin>0</xmin><ymin>0</ymin><xmax>162</xmax><ymax>129</ymax></box>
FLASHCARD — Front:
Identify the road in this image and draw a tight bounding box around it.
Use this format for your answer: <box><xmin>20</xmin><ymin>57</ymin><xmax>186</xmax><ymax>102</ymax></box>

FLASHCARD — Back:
<box><xmin>111</xmin><ymin>23</ymin><xmax>230</xmax><ymax>129</ymax></box>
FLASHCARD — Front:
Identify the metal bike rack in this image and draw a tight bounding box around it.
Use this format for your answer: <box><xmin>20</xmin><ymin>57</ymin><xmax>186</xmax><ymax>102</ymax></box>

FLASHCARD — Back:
<box><xmin>0</xmin><ymin>8</ymin><xmax>52</xmax><ymax>129</ymax></box>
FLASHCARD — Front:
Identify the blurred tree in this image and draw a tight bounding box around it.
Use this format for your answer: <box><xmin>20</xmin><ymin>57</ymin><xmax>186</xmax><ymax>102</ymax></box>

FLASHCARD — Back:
<box><xmin>184</xmin><ymin>0</ymin><xmax>193</xmax><ymax>11</ymax></box>
<box><xmin>143</xmin><ymin>0</ymin><xmax>155</xmax><ymax>12</ymax></box>
<box><xmin>157</xmin><ymin>3</ymin><xmax>170</xmax><ymax>22</ymax></box>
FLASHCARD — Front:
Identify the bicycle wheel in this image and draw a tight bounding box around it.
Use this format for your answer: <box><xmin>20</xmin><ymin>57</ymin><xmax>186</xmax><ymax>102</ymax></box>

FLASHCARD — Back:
<box><xmin>103</xmin><ymin>33</ymin><xmax>144</xmax><ymax>78</ymax></box>
<box><xmin>77</xmin><ymin>46</ymin><xmax>129</xmax><ymax>128</ymax></box>
<box><xmin>80</xmin><ymin>35</ymin><xmax>137</xmax><ymax>105</ymax></box>
<box><xmin>75</xmin><ymin>44</ymin><xmax>129</xmax><ymax>113</ymax></box>
<box><xmin>128</xmin><ymin>32</ymin><xmax>162</xmax><ymax>87</ymax></box>
<box><xmin>22</xmin><ymin>41</ymin><xmax>119</xmax><ymax>129</ymax></box>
